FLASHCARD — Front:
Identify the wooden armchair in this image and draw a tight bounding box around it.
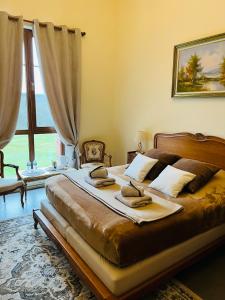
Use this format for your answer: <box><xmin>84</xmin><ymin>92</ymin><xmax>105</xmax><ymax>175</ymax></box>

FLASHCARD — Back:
<box><xmin>80</xmin><ymin>140</ymin><xmax>112</xmax><ymax>168</ymax></box>
<box><xmin>0</xmin><ymin>150</ymin><xmax>24</xmax><ymax>207</ymax></box>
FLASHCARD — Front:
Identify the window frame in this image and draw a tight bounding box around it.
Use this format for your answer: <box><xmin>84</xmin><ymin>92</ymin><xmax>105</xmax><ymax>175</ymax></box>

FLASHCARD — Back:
<box><xmin>16</xmin><ymin>28</ymin><xmax>56</xmax><ymax>162</ymax></box>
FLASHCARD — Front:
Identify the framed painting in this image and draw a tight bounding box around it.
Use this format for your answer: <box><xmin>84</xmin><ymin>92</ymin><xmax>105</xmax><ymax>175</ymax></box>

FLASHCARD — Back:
<box><xmin>172</xmin><ymin>33</ymin><xmax>225</xmax><ymax>97</ymax></box>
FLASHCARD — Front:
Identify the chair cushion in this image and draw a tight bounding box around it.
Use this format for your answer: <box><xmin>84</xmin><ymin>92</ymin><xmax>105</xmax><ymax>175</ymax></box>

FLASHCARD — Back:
<box><xmin>83</xmin><ymin>141</ymin><xmax>104</xmax><ymax>162</ymax></box>
<box><xmin>81</xmin><ymin>162</ymin><xmax>105</xmax><ymax>169</ymax></box>
<box><xmin>0</xmin><ymin>179</ymin><xmax>23</xmax><ymax>194</ymax></box>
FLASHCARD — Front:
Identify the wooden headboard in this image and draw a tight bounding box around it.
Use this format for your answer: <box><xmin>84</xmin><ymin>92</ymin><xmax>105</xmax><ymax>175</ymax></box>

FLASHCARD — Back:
<box><xmin>154</xmin><ymin>132</ymin><xmax>225</xmax><ymax>170</ymax></box>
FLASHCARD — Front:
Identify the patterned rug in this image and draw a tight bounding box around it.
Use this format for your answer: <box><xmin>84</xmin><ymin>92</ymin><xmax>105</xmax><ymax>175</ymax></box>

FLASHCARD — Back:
<box><xmin>0</xmin><ymin>216</ymin><xmax>202</xmax><ymax>300</ymax></box>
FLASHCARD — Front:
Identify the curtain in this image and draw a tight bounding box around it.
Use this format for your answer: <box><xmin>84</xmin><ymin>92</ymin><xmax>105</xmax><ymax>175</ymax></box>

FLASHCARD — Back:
<box><xmin>33</xmin><ymin>20</ymin><xmax>81</xmax><ymax>168</ymax></box>
<box><xmin>0</xmin><ymin>12</ymin><xmax>23</xmax><ymax>149</ymax></box>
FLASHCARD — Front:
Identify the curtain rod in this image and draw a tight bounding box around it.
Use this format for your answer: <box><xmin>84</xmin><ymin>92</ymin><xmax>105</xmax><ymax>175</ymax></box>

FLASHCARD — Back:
<box><xmin>24</xmin><ymin>19</ymin><xmax>86</xmax><ymax>36</ymax></box>
<box><xmin>8</xmin><ymin>15</ymin><xmax>86</xmax><ymax>36</ymax></box>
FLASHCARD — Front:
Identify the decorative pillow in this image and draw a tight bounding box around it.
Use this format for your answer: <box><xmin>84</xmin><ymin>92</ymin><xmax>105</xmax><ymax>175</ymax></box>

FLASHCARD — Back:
<box><xmin>149</xmin><ymin>165</ymin><xmax>196</xmax><ymax>197</ymax></box>
<box><xmin>124</xmin><ymin>153</ymin><xmax>158</xmax><ymax>182</ymax></box>
<box><xmin>144</xmin><ymin>149</ymin><xmax>181</xmax><ymax>180</ymax></box>
<box><xmin>173</xmin><ymin>158</ymin><xmax>220</xmax><ymax>193</ymax></box>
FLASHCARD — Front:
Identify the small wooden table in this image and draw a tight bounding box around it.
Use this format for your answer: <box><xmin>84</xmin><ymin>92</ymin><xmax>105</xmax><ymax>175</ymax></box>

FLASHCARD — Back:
<box><xmin>127</xmin><ymin>151</ymin><xmax>137</xmax><ymax>164</ymax></box>
<box><xmin>19</xmin><ymin>168</ymin><xmax>71</xmax><ymax>200</ymax></box>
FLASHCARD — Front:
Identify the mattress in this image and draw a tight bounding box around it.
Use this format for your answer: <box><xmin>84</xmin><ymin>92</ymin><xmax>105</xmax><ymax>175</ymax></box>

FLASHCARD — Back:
<box><xmin>45</xmin><ymin>166</ymin><xmax>225</xmax><ymax>267</ymax></box>
<box><xmin>41</xmin><ymin>200</ymin><xmax>225</xmax><ymax>296</ymax></box>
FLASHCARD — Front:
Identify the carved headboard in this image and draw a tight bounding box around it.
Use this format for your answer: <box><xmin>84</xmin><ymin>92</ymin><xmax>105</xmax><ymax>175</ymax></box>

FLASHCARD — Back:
<box><xmin>154</xmin><ymin>132</ymin><xmax>225</xmax><ymax>170</ymax></box>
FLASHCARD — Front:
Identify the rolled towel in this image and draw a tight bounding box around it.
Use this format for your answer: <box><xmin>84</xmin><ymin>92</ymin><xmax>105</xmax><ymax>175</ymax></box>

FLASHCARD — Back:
<box><xmin>85</xmin><ymin>176</ymin><xmax>115</xmax><ymax>188</ymax></box>
<box><xmin>115</xmin><ymin>193</ymin><xmax>152</xmax><ymax>208</ymax></box>
<box><xmin>121</xmin><ymin>181</ymin><xmax>144</xmax><ymax>197</ymax></box>
<box><xmin>89</xmin><ymin>166</ymin><xmax>108</xmax><ymax>179</ymax></box>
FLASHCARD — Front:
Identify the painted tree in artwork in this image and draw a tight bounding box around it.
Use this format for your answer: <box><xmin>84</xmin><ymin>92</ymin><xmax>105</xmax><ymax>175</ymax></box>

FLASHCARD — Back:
<box><xmin>220</xmin><ymin>57</ymin><xmax>225</xmax><ymax>84</ymax></box>
<box><xmin>186</xmin><ymin>54</ymin><xmax>203</xmax><ymax>84</ymax></box>
<box><xmin>178</xmin><ymin>66</ymin><xmax>186</xmax><ymax>82</ymax></box>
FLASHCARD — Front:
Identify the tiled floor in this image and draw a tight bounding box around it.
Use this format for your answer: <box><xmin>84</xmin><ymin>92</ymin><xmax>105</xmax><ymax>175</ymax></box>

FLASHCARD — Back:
<box><xmin>1</xmin><ymin>189</ymin><xmax>225</xmax><ymax>299</ymax></box>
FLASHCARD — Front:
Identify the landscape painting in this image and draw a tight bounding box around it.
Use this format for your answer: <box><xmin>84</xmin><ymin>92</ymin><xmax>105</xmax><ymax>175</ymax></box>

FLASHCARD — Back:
<box><xmin>172</xmin><ymin>33</ymin><xmax>225</xmax><ymax>97</ymax></box>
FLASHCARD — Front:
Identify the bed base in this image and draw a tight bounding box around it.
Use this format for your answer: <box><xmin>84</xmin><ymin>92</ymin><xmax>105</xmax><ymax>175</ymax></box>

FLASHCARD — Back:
<box><xmin>33</xmin><ymin>209</ymin><xmax>225</xmax><ymax>300</ymax></box>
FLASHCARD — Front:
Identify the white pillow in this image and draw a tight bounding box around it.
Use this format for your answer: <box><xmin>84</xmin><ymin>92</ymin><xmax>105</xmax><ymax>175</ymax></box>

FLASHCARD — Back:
<box><xmin>124</xmin><ymin>153</ymin><xmax>158</xmax><ymax>182</ymax></box>
<box><xmin>149</xmin><ymin>165</ymin><xmax>196</xmax><ymax>197</ymax></box>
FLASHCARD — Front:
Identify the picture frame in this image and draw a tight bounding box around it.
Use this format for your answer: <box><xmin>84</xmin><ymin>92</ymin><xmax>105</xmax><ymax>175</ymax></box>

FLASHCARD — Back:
<box><xmin>172</xmin><ymin>33</ymin><xmax>225</xmax><ymax>97</ymax></box>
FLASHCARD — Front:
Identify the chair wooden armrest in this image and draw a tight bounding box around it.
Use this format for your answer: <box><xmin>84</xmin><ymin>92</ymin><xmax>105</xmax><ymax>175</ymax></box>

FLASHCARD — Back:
<box><xmin>3</xmin><ymin>163</ymin><xmax>21</xmax><ymax>180</ymax></box>
<box><xmin>104</xmin><ymin>153</ymin><xmax>112</xmax><ymax>167</ymax></box>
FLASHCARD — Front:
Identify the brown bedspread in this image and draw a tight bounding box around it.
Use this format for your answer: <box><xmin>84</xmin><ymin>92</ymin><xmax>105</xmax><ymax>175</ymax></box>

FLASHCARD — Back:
<box><xmin>45</xmin><ymin>166</ymin><xmax>225</xmax><ymax>267</ymax></box>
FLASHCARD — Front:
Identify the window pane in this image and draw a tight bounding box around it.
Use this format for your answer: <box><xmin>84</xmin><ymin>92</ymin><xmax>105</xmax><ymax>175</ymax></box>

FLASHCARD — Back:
<box><xmin>32</xmin><ymin>39</ymin><xmax>55</xmax><ymax>128</ymax></box>
<box><xmin>3</xmin><ymin>135</ymin><xmax>29</xmax><ymax>177</ymax></box>
<box><xmin>35</xmin><ymin>93</ymin><xmax>55</xmax><ymax>127</ymax></box>
<box><xmin>34</xmin><ymin>134</ymin><xmax>58</xmax><ymax>167</ymax></box>
<box><xmin>32</xmin><ymin>38</ymin><xmax>39</xmax><ymax>67</ymax></box>
<box><xmin>17</xmin><ymin>65</ymin><xmax>28</xmax><ymax>130</ymax></box>
<box><xmin>22</xmin><ymin>44</ymin><xmax>26</xmax><ymax>66</ymax></box>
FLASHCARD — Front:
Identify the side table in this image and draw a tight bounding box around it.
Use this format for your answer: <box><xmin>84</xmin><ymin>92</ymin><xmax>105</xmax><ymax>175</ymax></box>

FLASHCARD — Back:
<box><xmin>127</xmin><ymin>151</ymin><xmax>137</xmax><ymax>164</ymax></box>
<box><xmin>19</xmin><ymin>168</ymin><xmax>72</xmax><ymax>200</ymax></box>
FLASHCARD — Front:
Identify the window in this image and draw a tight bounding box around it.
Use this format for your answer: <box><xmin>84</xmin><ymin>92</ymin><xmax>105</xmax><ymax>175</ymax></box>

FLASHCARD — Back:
<box><xmin>4</xmin><ymin>28</ymin><xmax>59</xmax><ymax>176</ymax></box>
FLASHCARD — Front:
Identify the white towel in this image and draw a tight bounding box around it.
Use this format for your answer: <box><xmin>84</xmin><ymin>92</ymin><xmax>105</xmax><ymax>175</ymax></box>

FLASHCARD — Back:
<box><xmin>89</xmin><ymin>166</ymin><xmax>108</xmax><ymax>179</ymax></box>
<box><xmin>85</xmin><ymin>176</ymin><xmax>115</xmax><ymax>188</ymax></box>
<box><xmin>121</xmin><ymin>181</ymin><xmax>144</xmax><ymax>197</ymax></box>
<box><xmin>115</xmin><ymin>193</ymin><xmax>152</xmax><ymax>208</ymax></box>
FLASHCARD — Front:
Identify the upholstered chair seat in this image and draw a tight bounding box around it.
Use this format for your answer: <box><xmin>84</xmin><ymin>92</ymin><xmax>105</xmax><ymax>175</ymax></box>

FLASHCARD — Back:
<box><xmin>81</xmin><ymin>162</ymin><xmax>105</xmax><ymax>169</ymax></box>
<box><xmin>0</xmin><ymin>178</ymin><xmax>24</xmax><ymax>193</ymax></box>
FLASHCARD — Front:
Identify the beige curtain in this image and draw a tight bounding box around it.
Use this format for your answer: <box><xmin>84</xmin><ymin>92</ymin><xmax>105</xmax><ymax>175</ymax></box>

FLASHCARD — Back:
<box><xmin>0</xmin><ymin>12</ymin><xmax>23</xmax><ymax>149</ymax></box>
<box><xmin>33</xmin><ymin>20</ymin><xmax>81</xmax><ymax>168</ymax></box>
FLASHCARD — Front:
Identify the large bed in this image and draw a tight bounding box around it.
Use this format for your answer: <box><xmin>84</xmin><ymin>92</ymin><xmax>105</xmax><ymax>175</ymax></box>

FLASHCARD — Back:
<box><xmin>33</xmin><ymin>132</ymin><xmax>225</xmax><ymax>299</ymax></box>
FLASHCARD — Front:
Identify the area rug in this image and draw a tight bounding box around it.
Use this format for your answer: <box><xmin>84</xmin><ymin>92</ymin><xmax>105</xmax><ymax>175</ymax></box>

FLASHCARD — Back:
<box><xmin>0</xmin><ymin>216</ymin><xmax>202</xmax><ymax>300</ymax></box>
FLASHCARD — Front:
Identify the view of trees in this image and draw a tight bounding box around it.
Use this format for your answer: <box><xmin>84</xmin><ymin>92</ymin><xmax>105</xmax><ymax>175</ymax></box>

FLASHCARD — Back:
<box><xmin>185</xmin><ymin>54</ymin><xmax>203</xmax><ymax>84</ymax></box>
<box><xmin>178</xmin><ymin>54</ymin><xmax>203</xmax><ymax>85</ymax></box>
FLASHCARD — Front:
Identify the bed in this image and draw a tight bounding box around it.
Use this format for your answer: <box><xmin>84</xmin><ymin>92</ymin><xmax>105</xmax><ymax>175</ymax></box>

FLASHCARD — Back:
<box><xmin>33</xmin><ymin>132</ymin><xmax>225</xmax><ymax>299</ymax></box>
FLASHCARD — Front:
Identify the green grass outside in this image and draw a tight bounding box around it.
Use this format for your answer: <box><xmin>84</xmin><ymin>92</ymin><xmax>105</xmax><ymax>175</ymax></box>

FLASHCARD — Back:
<box><xmin>3</xmin><ymin>134</ymin><xmax>58</xmax><ymax>178</ymax></box>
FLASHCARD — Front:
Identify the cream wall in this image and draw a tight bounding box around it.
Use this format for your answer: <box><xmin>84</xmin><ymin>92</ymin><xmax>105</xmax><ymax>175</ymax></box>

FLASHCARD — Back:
<box><xmin>0</xmin><ymin>0</ymin><xmax>117</xmax><ymax>159</ymax></box>
<box><xmin>114</xmin><ymin>0</ymin><xmax>225</xmax><ymax>164</ymax></box>
<box><xmin>1</xmin><ymin>0</ymin><xmax>225</xmax><ymax>165</ymax></box>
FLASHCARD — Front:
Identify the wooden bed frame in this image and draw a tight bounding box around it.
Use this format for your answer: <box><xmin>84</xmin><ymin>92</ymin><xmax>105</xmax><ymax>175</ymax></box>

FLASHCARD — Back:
<box><xmin>33</xmin><ymin>132</ymin><xmax>225</xmax><ymax>300</ymax></box>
